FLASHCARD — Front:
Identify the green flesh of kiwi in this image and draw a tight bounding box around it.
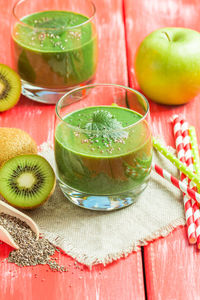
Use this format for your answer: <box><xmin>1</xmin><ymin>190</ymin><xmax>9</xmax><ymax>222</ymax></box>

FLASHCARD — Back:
<box><xmin>0</xmin><ymin>154</ymin><xmax>56</xmax><ymax>209</ymax></box>
<box><xmin>0</xmin><ymin>72</ymin><xmax>10</xmax><ymax>98</ymax></box>
<box><xmin>0</xmin><ymin>64</ymin><xmax>21</xmax><ymax>112</ymax></box>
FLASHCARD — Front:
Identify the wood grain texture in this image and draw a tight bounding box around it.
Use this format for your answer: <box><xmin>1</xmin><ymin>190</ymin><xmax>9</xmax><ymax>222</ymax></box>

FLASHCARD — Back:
<box><xmin>144</xmin><ymin>226</ymin><xmax>200</xmax><ymax>300</ymax></box>
<box><xmin>0</xmin><ymin>0</ymin><xmax>55</xmax><ymax>145</ymax></box>
<box><xmin>0</xmin><ymin>1</ymin><xmax>145</xmax><ymax>299</ymax></box>
<box><xmin>124</xmin><ymin>0</ymin><xmax>200</xmax><ymax>299</ymax></box>
<box><xmin>124</xmin><ymin>0</ymin><xmax>200</xmax><ymax>147</ymax></box>
<box><xmin>0</xmin><ymin>243</ymin><xmax>144</xmax><ymax>300</ymax></box>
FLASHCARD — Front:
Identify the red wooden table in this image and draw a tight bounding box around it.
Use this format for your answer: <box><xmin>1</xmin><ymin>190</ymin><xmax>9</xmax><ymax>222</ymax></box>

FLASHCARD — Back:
<box><xmin>1</xmin><ymin>1</ymin><xmax>200</xmax><ymax>299</ymax></box>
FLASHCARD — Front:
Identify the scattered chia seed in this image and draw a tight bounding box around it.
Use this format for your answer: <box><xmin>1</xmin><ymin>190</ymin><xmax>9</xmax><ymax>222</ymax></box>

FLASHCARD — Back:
<box><xmin>0</xmin><ymin>213</ymin><xmax>67</xmax><ymax>272</ymax></box>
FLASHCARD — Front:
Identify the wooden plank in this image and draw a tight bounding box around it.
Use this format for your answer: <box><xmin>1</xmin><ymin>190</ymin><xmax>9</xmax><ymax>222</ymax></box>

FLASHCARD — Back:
<box><xmin>0</xmin><ymin>245</ymin><xmax>145</xmax><ymax>300</ymax></box>
<box><xmin>0</xmin><ymin>0</ymin><xmax>55</xmax><ymax>145</ymax></box>
<box><xmin>0</xmin><ymin>0</ymin><xmax>145</xmax><ymax>299</ymax></box>
<box><xmin>124</xmin><ymin>0</ymin><xmax>200</xmax><ymax>146</ymax></box>
<box><xmin>144</xmin><ymin>227</ymin><xmax>200</xmax><ymax>300</ymax></box>
<box><xmin>124</xmin><ymin>0</ymin><xmax>200</xmax><ymax>299</ymax></box>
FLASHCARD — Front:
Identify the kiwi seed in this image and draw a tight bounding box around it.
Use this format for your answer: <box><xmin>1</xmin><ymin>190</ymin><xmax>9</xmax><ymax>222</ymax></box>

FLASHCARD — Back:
<box><xmin>0</xmin><ymin>64</ymin><xmax>21</xmax><ymax>112</ymax></box>
<box><xmin>0</xmin><ymin>154</ymin><xmax>56</xmax><ymax>209</ymax></box>
<box><xmin>0</xmin><ymin>127</ymin><xmax>37</xmax><ymax>167</ymax></box>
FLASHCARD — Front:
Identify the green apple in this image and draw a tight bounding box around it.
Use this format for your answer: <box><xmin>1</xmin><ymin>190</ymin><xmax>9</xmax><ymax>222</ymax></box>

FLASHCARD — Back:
<box><xmin>135</xmin><ymin>27</ymin><xmax>200</xmax><ymax>105</ymax></box>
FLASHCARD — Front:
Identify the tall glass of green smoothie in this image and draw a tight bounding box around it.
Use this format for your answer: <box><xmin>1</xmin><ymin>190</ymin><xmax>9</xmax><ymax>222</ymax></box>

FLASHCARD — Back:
<box><xmin>55</xmin><ymin>84</ymin><xmax>152</xmax><ymax>211</ymax></box>
<box><xmin>11</xmin><ymin>0</ymin><xmax>97</xmax><ymax>104</ymax></box>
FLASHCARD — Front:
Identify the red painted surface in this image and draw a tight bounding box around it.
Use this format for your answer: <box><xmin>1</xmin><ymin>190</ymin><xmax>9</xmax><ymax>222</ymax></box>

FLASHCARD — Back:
<box><xmin>144</xmin><ymin>227</ymin><xmax>200</xmax><ymax>300</ymax></box>
<box><xmin>124</xmin><ymin>0</ymin><xmax>200</xmax><ymax>299</ymax></box>
<box><xmin>0</xmin><ymin>1</ymin><xmax>145</xmax><ymax>299</ymax></box>
<box><xmin>2</xmin><ymin>0</ymin><xmax>200</xmax><ymax>298</ymax></box>
<box><xmin>124</xmin><ymin>0</ymin><xmax>200</xmax><ymax>147</ymax></box>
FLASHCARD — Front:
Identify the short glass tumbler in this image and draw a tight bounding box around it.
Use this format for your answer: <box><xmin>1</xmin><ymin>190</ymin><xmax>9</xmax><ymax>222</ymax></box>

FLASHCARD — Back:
<box><xmin>55</xmin><ymin>84</ymin><xmax>152</xmax><ymax>211</ymax></box>
<box><xmin>11</xmin><ymin>0</ymin><xmax>97</xmax><ymax>104</ymax></box>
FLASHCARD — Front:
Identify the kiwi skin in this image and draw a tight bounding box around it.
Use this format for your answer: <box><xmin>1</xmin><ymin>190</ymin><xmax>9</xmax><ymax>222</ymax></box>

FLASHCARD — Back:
<box><xmin>0</xmin><ymin>154</ymin><xmax>56</xmax><ymax>210</ymax></box>
<box><xmin>0</xmin><ymin>127</ymin><xmax>37</xmax><ymax>167</ymax></box>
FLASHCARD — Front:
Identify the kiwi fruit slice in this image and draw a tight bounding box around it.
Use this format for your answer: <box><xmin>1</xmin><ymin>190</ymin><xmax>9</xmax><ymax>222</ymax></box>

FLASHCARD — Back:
<box><xmin>0</xmin><ymin>127</ymin><xmax>37</xmax><ymax>167</ymax></box>
<box><xmin>0</xmin><ymin>154</ymin><xmax>56</xmax><ymax>209</ymax></box>
<box><xmin>0</xmin><ymin>64</ymin><xmax>21</xmax><ymax>112</ymax></box>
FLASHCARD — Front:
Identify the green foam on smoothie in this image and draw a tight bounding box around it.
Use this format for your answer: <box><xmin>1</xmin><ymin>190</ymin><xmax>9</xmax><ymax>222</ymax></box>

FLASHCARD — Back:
<box><xmin>14</xmin><ymin>11</ymin><xmax>92</xmax><ymax>52</ymax></box>
<box><xmin>56</xmin><ymin>106</ymin><xmax>149</xmax><ymax>157</ymax></box>
<box><xmin>54</xmin><ymin>105</ymin><xmax>152</xmax><ymax>195</ymax></box>
<box><xmin>84</xmin><ymin>110</ymin><xmax>127</xmax><ymax>140</ymax></box>
<box><xmin>11</xmin><ymin>10</ymin><xmax>97</xmax><ymax>88</ymax></box>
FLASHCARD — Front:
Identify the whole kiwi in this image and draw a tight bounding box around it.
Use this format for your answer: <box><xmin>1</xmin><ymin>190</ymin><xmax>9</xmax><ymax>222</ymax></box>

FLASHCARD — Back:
<box><xmin>0</xmin><ymin>127</ymin><xmax>37</xmax><ymax>166</ymax></box>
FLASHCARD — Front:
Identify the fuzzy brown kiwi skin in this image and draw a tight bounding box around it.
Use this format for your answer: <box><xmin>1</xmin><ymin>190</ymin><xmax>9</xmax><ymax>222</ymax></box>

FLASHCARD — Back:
<box><xmin>0</xmin><ymin>128</ymin><xmax>37</xmax><ymax>167</ymax></box>
<box><xmin>0</xmin><ymin>154</ymin><xmax>56</xmax><ymax>210</ymax></box>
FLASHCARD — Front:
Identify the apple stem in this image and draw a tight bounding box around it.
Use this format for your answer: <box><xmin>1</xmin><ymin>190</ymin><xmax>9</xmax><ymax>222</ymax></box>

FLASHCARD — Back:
<box><xmin>163</xmin><ymin>31</ymin><xmax>171</xmax><ymax>42</ymax></box>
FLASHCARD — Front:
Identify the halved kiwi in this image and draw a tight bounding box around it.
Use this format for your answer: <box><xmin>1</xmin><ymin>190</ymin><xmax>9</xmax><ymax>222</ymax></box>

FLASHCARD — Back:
<box><xmin>0</xmin><ymin>64</ymin><xmax>21</xmax><ymax>112</ymax></box>
<box><xmin>0</xmin><ymin>154</ymin><xmax>56</xmax><ymax>209</ymax></box>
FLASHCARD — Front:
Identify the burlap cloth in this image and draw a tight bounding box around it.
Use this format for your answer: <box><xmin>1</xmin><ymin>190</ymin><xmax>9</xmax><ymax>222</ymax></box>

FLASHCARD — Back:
<box><xmin>6</xmin><ymin>143</ymin><xmax>187</xmax><ymax>266</ymax></box>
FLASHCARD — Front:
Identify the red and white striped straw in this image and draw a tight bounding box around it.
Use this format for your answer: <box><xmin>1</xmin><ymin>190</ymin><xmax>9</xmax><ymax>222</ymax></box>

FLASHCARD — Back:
<box><xmin>181</xmin><ymin>118</ymin><xmax>200</xmax><ymax>248</ymax></box>
<box><xmin>152</xmin><ymin>163</ymin><xmax>200</xmax><ymax>205</ymax></box>
<box><xmin>173</xmin><ymin>115</ymin><xmax>196</xmax><ymax>244</ymax></box>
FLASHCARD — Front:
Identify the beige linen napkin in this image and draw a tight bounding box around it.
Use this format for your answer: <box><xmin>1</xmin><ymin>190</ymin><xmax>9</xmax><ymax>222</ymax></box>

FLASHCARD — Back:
<box><xmin>0</xmin><ymin>143</ymin><xmax>185</xmax><ymax>266</ymax></box>
<box><xmin>25</xmin><ymin>143</ymin><xmax>185</xmax><ymax>266</ymax></box>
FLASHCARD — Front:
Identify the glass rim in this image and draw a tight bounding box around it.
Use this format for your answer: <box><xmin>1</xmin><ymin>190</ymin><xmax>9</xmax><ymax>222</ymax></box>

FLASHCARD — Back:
<box><xmin>55</xmin><ymin>83</ymin><xmax>150</xmax><ymax>134</ymax></box>
<box><xmin>12</xmin><ymin>0</ymin><xmax>96</xmax><ymax>31</ymax></box>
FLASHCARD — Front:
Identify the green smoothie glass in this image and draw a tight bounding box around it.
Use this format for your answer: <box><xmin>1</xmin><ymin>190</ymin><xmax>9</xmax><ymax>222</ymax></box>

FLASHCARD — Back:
<box><xmin>11</xmin><ymin>0</ymin><xmax>97</xmax><ymax>104</ymax></box>
<box><xmin>55</xmin><ymin>84</ymin><xmax>152</xmax><ymax>211</ymax></box>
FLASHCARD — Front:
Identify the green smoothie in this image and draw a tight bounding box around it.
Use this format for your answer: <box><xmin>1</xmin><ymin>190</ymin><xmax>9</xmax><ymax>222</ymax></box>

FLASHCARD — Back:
<box><xmin>55</xmin><ymin>106</ymin><xmax>152</xmax><ymax>195</ymax></box>
<box><xmin>11</xmin><ymin>11</ymin><xmax>97</xmax><ymax>89</ymax></box>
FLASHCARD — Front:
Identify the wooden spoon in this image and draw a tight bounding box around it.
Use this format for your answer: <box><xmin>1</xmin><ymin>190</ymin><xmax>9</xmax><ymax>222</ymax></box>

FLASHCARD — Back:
<box><xmin>0</xmin><ymin>200</ymin><xmax>39</xmax><ymax>249</ymax></box>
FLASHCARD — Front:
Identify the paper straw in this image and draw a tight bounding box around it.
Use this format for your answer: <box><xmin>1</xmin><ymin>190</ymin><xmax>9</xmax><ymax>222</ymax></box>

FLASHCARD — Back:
<box><xmin>181</xmin><ymin>118</ymin><xmax>200</xmax><ymax>246</ymax></box>
<box><xmin>173</xmin><ymin>115</ymin><xmax>186</xmax><ymax>162</ymax></box>
<box><xmin>173</xmin><ymin>116</ymin><xmax>196</xmax><ymax>244</ymax></box>
<box><xmin>153</xmin><ymin>138</ymin><xmax>200</xmax><ymax>188</ymax></box>
<box><xmin>189</xmin><ymin>126</ymin><xmax>200</xmax><ymax>177</ymax></box>
<box><xmin>152</xmin><ymin>163</ymin><xmax>200</xmax><ymax>205</ymax></box>
<box><xmin>188</xmin><ymin>125</ymin><xmax>200</xmax><ymax>249</ymax></box>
